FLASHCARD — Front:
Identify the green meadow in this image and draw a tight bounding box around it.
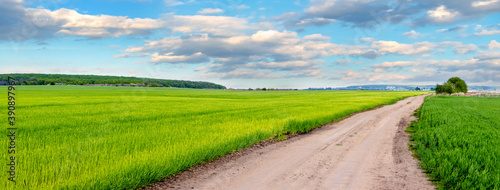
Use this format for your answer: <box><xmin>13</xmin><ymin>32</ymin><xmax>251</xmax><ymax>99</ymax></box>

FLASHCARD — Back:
<box><xmin>409</xmin><ymin>96</ymin><xmax>500</xmax><ymax>189</ymax></box>
<box><xmin>1</xmin><ymin>86</ymin><xmax>426</xmax><ymax>189</ymax></box>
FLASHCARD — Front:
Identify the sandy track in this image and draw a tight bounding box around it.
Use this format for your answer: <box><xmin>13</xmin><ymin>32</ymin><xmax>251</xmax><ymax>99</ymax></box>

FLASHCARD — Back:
<box><xmin>147</xmin><ymin>95</ymin><xmax>434</xmax><ymax>190</ymax></box>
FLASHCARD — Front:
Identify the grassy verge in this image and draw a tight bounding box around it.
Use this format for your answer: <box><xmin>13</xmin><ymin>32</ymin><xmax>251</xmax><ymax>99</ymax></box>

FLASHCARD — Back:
<box><xmin>407</xmin><ymin>96</ymin><xmax>500</xmax><ymax>189</ymax></box>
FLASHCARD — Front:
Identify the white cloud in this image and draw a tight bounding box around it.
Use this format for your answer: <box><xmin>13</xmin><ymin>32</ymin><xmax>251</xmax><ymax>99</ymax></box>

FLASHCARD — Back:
<box><xmin>270</xmin><ymin>12</ymin><xmax>298</xmax><ymax>21</ymax></box>
<box><xmin>164</xmin><ymin>0</ymin><xmax>184</xmax><ymax>6</ymax></box>
<box><xmin>335</xmin><ymin>70</ymin><xmax>410</xmax><ymax>82</ymax></box>
<box><xmin>197</xmin><ymin>8</ymin><xmax>224</xmax><ymax>14</ymax></box>
<box><xmin>339</xmin><ymin>55</ymin><xmax>500</xmax><ymax>85</ymax></box>
<box><xmin>24</xmin><ymin>8</ymin><xmax>162</xmax><ymax>38</ymax></box>
<box><xmin>232</xmin><ymin>5</ymin><xmax>250</xmax><ymax>9</ymax></box>
<box><xmin>120</xmin><ymin>24</ymin><xmax>479</xmax><ymax>80</ymax></box>
<box><xmin>372</xmin><ymin>61</ymin><xmax>419</xmax><ymax>69</ymax></box>
<box><xmin>436</xmin><ymin>25</ymin><xmax>468</xmax><ymax>32</ymax></box>
<box><xmin>250</xmin><ymin>30</ymin><xmax>297</xmax><ymax>42</ymax></box>
<box><xmin>151</xmin><ymin>52</ymin><xmax>209</xmax><ymax>63</ymax></box>
<box><xmin>359</xmin><ymin>37</ymin><xmax>375</xmax><ymax>43</ymax></box>
<box><xmin>474</xmin><ymin>29</ymin><xmax>500</xmax><ymax>36</ymax></box>
<box><xmin>165</xmin><ymin>15</ymin><xmax>251</xmax><ymax>36</ymax></box>
<box><xmin>371</xmin><ymin>41</ymin><xmax>436</xmax><ymax>56</ymax></box>
<box><xmin>303</xmin><ymin>0</ymin><xmax>500</xmax><ymax>27</ymax></box>
<box><xmin>472</xmin><ymin>0</ymin><xmax>499</xmax><ymax>7</ymax></box>
<box><xmin>426</xmin><ymin>5</ymin><xmax>460</xmax><ymax>24</ymax></box>
<box><xmin>475</xmin><ymin>51</ymin><xmax>500</xmax><ymax>60</ymax></box>
<box><xmin>201</xmin><ymin>69</ymin><xmax>281</xmax><ymax>79</ymax></box>
<box><xmin>335</xmin><ymin>59</ymin><xmax>362</xmax><ymax>65</ymax></box>
<box><xmin>303</xmin><ymin>34</ymin><xmax>330</xmax><ymax>41</ymax></box>
<box><xmin>244</xmin><ymin>60</ymin><xmax>318</xmax><ymax>70</ymax></box>
<box><xmin>271</xmin><ymin>12</ymin><xmax>335</xmax><ymax>27</ymax></box>
<box><xmin>439</xmin><ymin>41</ymin><xmax>477</xmax><ymax>54</ymax></box>
<box><xmin>488</xmin><ymin>40</ymin><xmax>500</xmax><ymax>49</ymax></box>
<box><xmin>369</xmin><ymin>58</ymin><xmax>498</xmax><ymax>74</ymax></box>
<box><xmin>403</xmin><ymin>30</ymin><xmax>422</xmax><ymax>39</ymax></box>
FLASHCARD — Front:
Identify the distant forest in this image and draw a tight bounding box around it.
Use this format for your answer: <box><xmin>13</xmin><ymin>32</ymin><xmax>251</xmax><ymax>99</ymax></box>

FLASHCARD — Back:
<box><xmin>0</xmin><ymin>74</ymin><xmax>226</xmax><ymax>89</ymax></box>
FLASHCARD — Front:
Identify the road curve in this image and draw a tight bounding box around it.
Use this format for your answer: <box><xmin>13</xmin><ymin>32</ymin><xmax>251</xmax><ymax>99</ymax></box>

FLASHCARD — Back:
<box><xmin>148</xmin><ymin>95</ymin><xmax>434</xmax><ymax>190</ymax></box>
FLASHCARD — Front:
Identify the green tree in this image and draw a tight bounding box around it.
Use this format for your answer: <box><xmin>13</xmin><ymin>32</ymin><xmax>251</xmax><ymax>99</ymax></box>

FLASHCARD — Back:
<box><xmin>436</xmin><ymin>77</ymin><xmax>468</xmax><ymax>94</ymax></box>
<box><xmin>444</xmin><ymin>82</ymin><xmax>454</xmax><ymax>94</ymax></box>
<box><xmin>435</xmin><ymin>84</ymin><xmax>444</xmax><ymax>93</ymax></box>
<box><xmin>447</xmin><ymin>77</ymin><xmax>467</xmax><ymax>93</ymax></box>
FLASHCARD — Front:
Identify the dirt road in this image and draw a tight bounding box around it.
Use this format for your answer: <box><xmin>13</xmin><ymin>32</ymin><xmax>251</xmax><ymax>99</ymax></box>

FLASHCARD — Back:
<box><xmin>148</xmin><ymin>95</ymin><xmax>434</xmax><ymax>190</ymax></box>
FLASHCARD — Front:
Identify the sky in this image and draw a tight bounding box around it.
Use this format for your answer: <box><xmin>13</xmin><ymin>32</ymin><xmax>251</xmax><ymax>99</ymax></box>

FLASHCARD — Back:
<box><xmin>1</xmin><ymin>0</ymin><xmax>500</xmax><ymax>88</ymax></box>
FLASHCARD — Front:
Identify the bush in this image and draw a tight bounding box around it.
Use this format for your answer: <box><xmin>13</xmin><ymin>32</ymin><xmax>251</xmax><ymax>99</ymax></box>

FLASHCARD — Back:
<box><xmin>435</xmin><ymin>77</ymin><xmax>468</xmax><ymax>94</ymax></box>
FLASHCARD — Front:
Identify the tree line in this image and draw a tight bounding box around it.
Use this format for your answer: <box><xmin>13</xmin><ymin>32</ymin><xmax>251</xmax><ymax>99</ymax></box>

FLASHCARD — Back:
<box><xmin>0</xmin><ymin>74</ymin><xmax>226</xmax><ymax>89</ymax></box>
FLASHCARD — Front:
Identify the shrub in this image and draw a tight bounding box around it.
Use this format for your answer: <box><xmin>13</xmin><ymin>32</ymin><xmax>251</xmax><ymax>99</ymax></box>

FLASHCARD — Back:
<box><xmin>435</xmin><ymin>77</ymin><xmax>468</xmax><ymax>94</ymax></box>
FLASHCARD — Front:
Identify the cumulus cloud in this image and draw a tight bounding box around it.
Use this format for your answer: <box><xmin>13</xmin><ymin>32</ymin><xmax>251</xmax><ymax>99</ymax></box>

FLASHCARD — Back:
<box><xmin>122</xmin><ymin>30</ymin><xmax>328</xmax><ymax>78</ymax></box>
<box><xmin>1</xmin><ymin>0</ymin><xmax>259</xmax><ymax>40</ymax></box>
<box><xmin>439</xmin><ymin>41</ymin><xmax>477</xmax><ymax>54</ymax></box>
<box><xmin>201</xmin><ymin>69</ymin><xmax>282</xmax><ymax>79</ymax></box>
<box><xmin>359</xmin><ymin>37</ymin><xmax>375</xmax><ymax>43</ymax></box>
<box><xmin>304</xmin><ymin>0</ymin><xmax>397</xmax><ymax>27</ymax></box>
<box><xmin>120</xmin><ymin>24</ymin><xmax>479</xmax><ymax>80</ymax></box>
<box><xmin>3</xmin><ymin>0</ymin><xmax>495</xmax><ymax>84</ymax></box>
<box><xmin>488</xmin><ymin>40</ymin><xmax>500</xmax><ymax>49</ymax></box>
<box><xmin>437</xmin><ymin>25</ymin><xmax>468</xmax><ymax>32</ymax></box>
<box><xmin>232</xmin><ymin>5</ymin><xmax>250</xmax><ymax>9</ymax></box>
<box><xmin>335</xmin><ymin>59</ymin><xmax>361</xmax><ymax>65</ymax></box>
<box><xmin>151</xmin><ymin>52</ymin><xmax>210</xmax><ymax>63</ymax></box>
<box><xmin>475</xmin><ymin>51</ymin><xmax>500</xmax><ymax>60</ymax></box>
<box><xmin>339</xmin><ymin>54</ymin><xmax>500</xmax><ymax>85</ymax></box>
<box><xmin>473</xmin><ymin>29</ymin><xmax>500</xmax><ymax>36</ymax></box>
<box><xmin>303</xmin><ymin>34</ymin><xmax>330</xmax><ymax>41</ymax></box>
<box><xmin>271</xmin><ymin>12</ymin><xmax>335</xmax><ymax>28</ymax></box>
<box><xmin>1</xmin><ymin>1</ymin><xmax>164</xmax><ymax>41</ymax></box>
<box><xmin>29</xmin><ymin>8</ymin><xmax>162</xmax><ymax>38</ymax></box>
<box><xmin>471</xmin><ymin>0</ymin><xmax>500</xmax><ymax>8</ymax></box>
<box><xmin>425</xmin><ymin>5</ymin><xmax>459</xmax><ymax>24</ymax></box>
<box><xmin>333</xmin><ymin>69</ymin><xmax>410</xmax><ymax>83</ymax></box>
<box><xmin>0</xmin><ymin>0</ymin><xmax>62</xmax><ymax>41</ymax></box>
<box><xmin>371</xmin><ymin>41</ymin><xmax>436</xmax><ymax>56</ymax></box>
<box><xmin>403</xmin><ymin>30</ymin><xmax>423</xmax><ymax>39</ymax></box>
<box><xmin>371</xmin><ymin>59</ymin><xmax>485</xmax><ymax>73</ymax></box>
<box><xmin>302</xmin><ymin>0</ymin><xmax>500</xmax><ymax>27</ymax></box>
<box><xmin>197</xmin><ymin>8</ymin><xmax>224</xmax><ymax>14</ymax></box>
<box><xmin>164</xmin><ymin>0</ymin><xmax>184</xmax><ymax>6</ymax></box>
<box><xmin>163</xmin><ymin>14</ymin><xmax>252</xmax><ymax>36</ymax></box>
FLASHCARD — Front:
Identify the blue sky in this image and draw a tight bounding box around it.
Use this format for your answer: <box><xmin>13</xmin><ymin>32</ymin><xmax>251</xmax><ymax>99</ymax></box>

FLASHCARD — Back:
<box><xmin>1</xmin><ymin>0</ymin><xmax>500</xmax><ymax>88</ymax></box>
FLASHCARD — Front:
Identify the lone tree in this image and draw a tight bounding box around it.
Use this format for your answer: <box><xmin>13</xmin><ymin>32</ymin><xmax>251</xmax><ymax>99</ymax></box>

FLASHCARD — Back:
<box><xmin>435</xmin><ymin>77</ymin><xmax>468</xmax><ymax>94</ymax></box>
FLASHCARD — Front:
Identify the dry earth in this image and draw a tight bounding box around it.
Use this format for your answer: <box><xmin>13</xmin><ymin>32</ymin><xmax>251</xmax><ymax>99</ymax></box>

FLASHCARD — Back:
<box><xmin>146</xmin><ymin>95</ymin><xmax>434</xmax><ymax>190</ymax></box>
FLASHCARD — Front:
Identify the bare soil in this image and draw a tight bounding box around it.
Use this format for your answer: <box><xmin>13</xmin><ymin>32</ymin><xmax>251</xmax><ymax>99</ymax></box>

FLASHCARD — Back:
<box><xmin>144</xmin><ymin>95</ymin><xmax>434</xmax><ymax>190</ymax></box>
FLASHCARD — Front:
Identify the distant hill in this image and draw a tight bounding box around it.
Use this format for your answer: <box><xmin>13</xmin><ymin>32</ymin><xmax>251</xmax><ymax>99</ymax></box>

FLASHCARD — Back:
<box><xmin>344</xmin><ymin>85</ymin><xmax>433</xmax><ymax>91</ymax></box>
<box><xmin>343</xmin><ymin>85</ymin><xmax>497</xmax><ymax>91</ymax></box>
<box><xmin>0</xmin><ymin>74</ymin><xmax>226</xmax><ymax>89</ymax></box>
<box><xmin>308</xmin><ymin>84</ymin><xmax>498</xmax><ymax>91</ymax></box>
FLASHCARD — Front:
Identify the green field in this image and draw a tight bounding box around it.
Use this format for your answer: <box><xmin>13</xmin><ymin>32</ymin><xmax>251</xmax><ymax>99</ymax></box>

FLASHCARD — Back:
<box><xmin>408</xmin><ymin>96</ymin><xmax>500</xmax><ymax>189</ymax></box>
<box><xmin>1</xmin><ymin>86</ymin><xmax>425</xmax><ymax>189</ymax></box>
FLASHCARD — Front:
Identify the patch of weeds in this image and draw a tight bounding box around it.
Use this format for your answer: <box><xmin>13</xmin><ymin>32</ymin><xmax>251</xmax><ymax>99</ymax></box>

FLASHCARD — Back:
<box><xmin>275</xmin><ymin>134</ymin><xmax>288</xmax><ymax>141</ymax></box>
